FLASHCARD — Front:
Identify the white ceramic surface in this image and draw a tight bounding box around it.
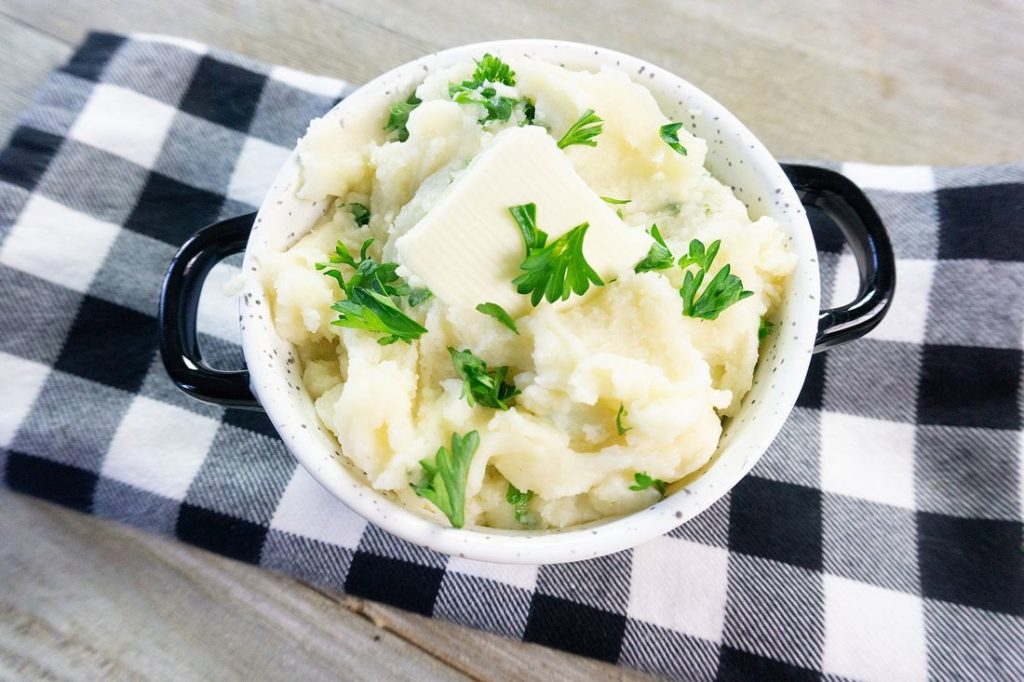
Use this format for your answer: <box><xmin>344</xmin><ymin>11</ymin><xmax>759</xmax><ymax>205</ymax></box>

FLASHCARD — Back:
<box><xmin>238</xmin><ymin>40</ymin><xmax>820</xmax><ymax>564</ymax></box>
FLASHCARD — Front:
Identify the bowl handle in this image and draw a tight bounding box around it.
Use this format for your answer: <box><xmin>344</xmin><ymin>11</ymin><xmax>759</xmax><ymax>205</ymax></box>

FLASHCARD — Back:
<box><xmin>158</xmin><ymin>212</ymin><xmax>262</xmax><ymax>409</ymax></box>
<box><xmin>781</xmin><ymin>164</ymin><xmax>896</xmax><ymax>352</ymax></box>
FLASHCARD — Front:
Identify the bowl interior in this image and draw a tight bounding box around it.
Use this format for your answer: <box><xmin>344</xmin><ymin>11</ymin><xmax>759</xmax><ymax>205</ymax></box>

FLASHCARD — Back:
<box><xmin>239</xmin><ymin>40</ymin><xmax>820</xmax><ymax>564</ymax></box>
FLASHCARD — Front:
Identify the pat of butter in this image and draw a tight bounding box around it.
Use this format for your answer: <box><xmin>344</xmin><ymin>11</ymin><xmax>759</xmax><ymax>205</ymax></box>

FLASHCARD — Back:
<box><xmin>395</xmin><ymin>126</ymin><xmax>652</xmax><ymax>316</ymax></box>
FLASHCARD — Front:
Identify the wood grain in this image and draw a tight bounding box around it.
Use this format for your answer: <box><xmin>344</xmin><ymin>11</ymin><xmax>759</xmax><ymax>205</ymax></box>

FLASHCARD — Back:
<box><xmin>0</xmin><ymin>491</ymin><xmax>646</xmax><ymax>681</ymax></box>
<box><xmin>0</xmin><ymin>0</ymin><xmax>1021</xmax><ymax>679</ymax></box>
<box><xmin>0</xmin><ymin>14</ymin><xmax>70</xmax><ymax>143</ymax></box>
<box><xmin>1</xmin><ymin>0</ymin><xmax>1021</xmax><ymax>162</ymax></box>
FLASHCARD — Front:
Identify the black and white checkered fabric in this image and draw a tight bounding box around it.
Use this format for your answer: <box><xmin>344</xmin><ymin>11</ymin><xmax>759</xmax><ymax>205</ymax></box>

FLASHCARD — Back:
<box><xmin>1</xmin><ymin>33</ymin><xmax>1021</xmax><ymax>681</ymax></box>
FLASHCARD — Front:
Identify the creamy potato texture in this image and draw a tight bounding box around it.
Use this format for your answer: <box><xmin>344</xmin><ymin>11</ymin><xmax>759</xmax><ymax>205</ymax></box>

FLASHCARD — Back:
<box><xmin>260</xmin><ymin>56</ymin><xmax>796</xmax><ymax>529</ymax></box>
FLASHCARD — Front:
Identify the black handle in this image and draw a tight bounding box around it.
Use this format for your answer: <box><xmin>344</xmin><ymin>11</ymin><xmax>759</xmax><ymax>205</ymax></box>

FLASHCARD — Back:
<box><xmin>782</xmin><ymin>164</ymin><xmax>896</xmax><ymax>352</ymax></box>
<box><xmin>158</xmin><ymin>212</ymin><xmax>261</xmax><ymax>408</ymax></box>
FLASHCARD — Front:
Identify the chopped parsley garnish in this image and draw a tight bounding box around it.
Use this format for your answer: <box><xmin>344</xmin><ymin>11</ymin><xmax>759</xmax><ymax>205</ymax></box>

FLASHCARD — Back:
<box><xmin>509</xmin><ymin>203</ymin><xmax>547</xmax><ymax>252</ymax></box>
<box><xmin>408</xmin><ymin>287</ymin><xmax>433</xmax><ymax>307</ymax></box>
<box><xmin>448</xmin><ymin>53</ymin><xmax>530</xmax><ymax>124</ymax></box>
<box><xmin>557</xmin><ymin>109</ymin><xmax>603</xmax><ymax>149</ymax></box>
<box><xmin>509</xmin><ymin>203</ymin><xmax>604</xmax><ymax>306</ymax></box>
<box><xmin>385</xmin><ymin>92</ymin><xmax>422</xmax><ymax>142</ymax></box>
<box><xmin>505</xmin><ymin>483</ymin><xmax>534</xmax><ymax>525</ymax></box>
<box><xmin>616</xmin><ymin>404</ymin><xmax>632</xmax><ymax>436</ymax></box>
<box><xmin>758</xmin><ymin>318</ymin><xmax>775</xmax><ymax>341</ymax></box>
<box><xmin>349</xmin><ymin>202</ymin><xmax>371</xmax><ymax>227</ymax></box>
<box><xmin>316</xmin><ymin>240</ymin><xmax>427</xmax><ymax>345</ymax></box>
<box><xmin>634</xmin><ymin>224</ymin><xmax>675</xmax><ymax>273</ymax></box>
<box><xmin>411</xmin><ymin>431</ymin><xmax>479</xmax><ymax>528</ymax></box>
<box><xmin>317</xmin><ymin>239</ymin><xmax>405</xmax><ymax>297</ymax></box>
<box><xmin>451</xmin><ymin>86</ymin><xmax>518</xmax><ymax>122</ymax></box>
<box><xmin>677</xmin><ymin>237</ymin><xmax>718</xmax><ymax>271</ymax></box>
<box><xmin>475</xmin><ymin>302</ymin><xmax>519</xmax><ymax>334</ymax></box>
<box><xmin>678</xmin><ymin>239</ymin><xmax>753</xmax><ymax>320</ymax></box>
<box><xmin>659</xmin><ymin>122</ymin><xmax>688</xmax><ymax>156</ymax></box>
<box><xmin>521</xmin><ymin>99</ymin><xmax>537</xmax><ymax>125</ymax></box>
<box><xmin>630</xmin><ymin>472</ymin><xmax>667</xmax><ymax>498</ymax></box>
<box><xmin>600</xmin><ymin>196</ymin><xmax>631</xmax><ymax>205</ymax></box>
<box><xmin>468</xmin><ymin>53</ymin><xmax>516</xmax><ymax>86</ymax></box>
<box><xmin>330</xmin><ymin>289</ymin><xmax>427</xmax><ymax>345</ymax></box>
<box><xmin>449</xmin><ymin>347</ymin><xmax>520</xmax><ymax>410</ymax></box>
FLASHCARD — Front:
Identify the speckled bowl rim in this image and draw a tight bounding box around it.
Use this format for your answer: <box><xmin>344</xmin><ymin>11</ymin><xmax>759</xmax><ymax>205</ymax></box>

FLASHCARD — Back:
<box><xmin>239</xmin><ymin>39</ymin><xmax>819</xmax><ymax>564</ymax></box>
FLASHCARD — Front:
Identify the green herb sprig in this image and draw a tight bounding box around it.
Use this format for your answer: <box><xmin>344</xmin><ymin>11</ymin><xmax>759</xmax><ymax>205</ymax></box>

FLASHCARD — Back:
<box><xmin>508</xmin><ymin>203</ymin><xmax>604</xmax><ymax>306</ymax></box>
<box><xmin>630</xmin><ymin>472</ymin><xmax>667</xmax><ymax>498</ymax></box>
<box><xmin>659</xmin><ymin>122</ymin><xmax>688</xmax><ymax>156</ymax></box>
<box><xmin>678</xmin><ymin>239</ymin><xmax>753</xmax><ymax>320</ymax></box>
<box><xmin>448</xmin><ymin>53</ymin><xmax>533</xmax><ymax>124</ymax></box>
<box><xmin>758</xmin><ymin>318</ymin><xmax>775</xmax><ymax>341</ymax></box>
<box><xmin>349</xmin><ymin>203</ymin><xmax>371</xmax><ymax>227</ymax></box>
<box><xmin>475</xmin><ymin>302</ymin><xmax>519</xmax><ymax>334</ymax></box>
<box><xmin>411</xmin><ymin>431</ymin><xmax>479</xmax><ymax>528</ymax></box>
<box><xmin>509</xmin><ymin>203</ymin><xmax>547</xmax><ymax>252</ymax></box>
<box><xmin>449</xmin><ymin>347</ymin><xmax>520</xmax><ymax>410</ymax></box>
<box><xmin>316</xmin><ymin>240</ymin><xmax>427</xmax><ymax>345</ymax></box>
<box><xmin>330</xmin><ymin>290</ymin><xmax>428</xmax><ymax>345</ymax></box>
<box><xmin>557</xmin><ymin>109</ymin><xmax>604</xmax><ymax>149</ymax></box>
<box><xmin>450</xmin><ymin>86</ymin><xmax>519</xmax><ymax>122</ymax></box>
<box><xmin>634</xmin><ymin>224</ymin><xmax>675</xmax><ymax>273</ymax></box>
<box><xmin>616</xmin><ymin>404</ymin><xmax>632</xmax><ymax>436</ymax></box>
<box><xmin>505</xmin><ymin>483</ymin><xmax>534</xmax><ymax>526</ymax></box>
<box><xmin>466</xmin><ymin>53</ymin><xmax>516</xmax><ymax>86</ymax></box>
<box><xmin>385</xmin><ymin>92</ymin><xmax>422</xmax><ymax>142</ymax></box>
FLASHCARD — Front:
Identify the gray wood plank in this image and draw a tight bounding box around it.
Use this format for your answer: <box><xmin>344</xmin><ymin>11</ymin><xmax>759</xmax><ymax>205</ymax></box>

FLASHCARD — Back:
<box><xmin>0</xmin><ymin>491</ymin><xmax>647</xmax><ymax>681</ymax></box>
<box><xmin>0</xmin><ymin>14</ymin><xmax>71</xmax><ymax>144</ymax></box>
<box><xmin>5</xmin><ymin>0</ymin><xmax>1019</xmax><ymax>162</ymax></box>
<box><xmin>0</xmin><ymin>490</ymin><xmax>470</xmax><ymax>682</ymax></box>
<box><xmin>318</xmin><ymin>0</ymin><xmax>1024</xmax><ymax>163</ymax></box>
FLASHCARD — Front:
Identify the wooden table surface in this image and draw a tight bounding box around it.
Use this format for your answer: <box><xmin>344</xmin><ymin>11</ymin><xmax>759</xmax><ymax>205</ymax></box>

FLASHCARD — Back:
<box><xmin>1</xmin><ymin>1</ymin><xmax>1021</xmax><ymax>680</ymax></box>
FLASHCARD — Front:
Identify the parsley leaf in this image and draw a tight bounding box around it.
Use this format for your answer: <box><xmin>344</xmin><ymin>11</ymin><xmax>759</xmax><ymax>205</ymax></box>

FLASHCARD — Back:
<box><xmin>409</xmin><ymin>288</ymin><xmax>433</xmax><ymax>307</ymax></box>
<box><xmin>557</xmin><ymin>109</ymin><xmax>603</xmax><ymax>149</ymax></box>
<box><xmin>677</xmin><ymin>237</ymin><xmax>719</xmax><ymax>271</ymax></box>
<box><xmin>385</xmin><ymin>92</ymin><xmax>422</xmax><ymax>142</ymax></box>
<box><xmin>659</xmin><ymin>122</ymin><xmax>688</xmax><ymax>156</ymax></box>
<box><xmin>475</xmin><ymin>302</ymin><xmax>519</xmax><ymax>334</ymax></box>
<box><xmin>600</xmin><ymin>196</ymin><xmax>631</xmax><ymax>205</ymax></box>
<box><xmin>629</xmin><ymin>472</ymin><xmax>667</xmax><ymax>498</ymax></box>
<box><xmin>468</xmin><ymin>53</ymin><xmax>516</xmax><ymax>86</ymax></box>
<box><xmin>509</xmin><ymin>203</ymin><xmax>548</xmax><ymax>253</ymax></box>
<box><xmin>678</xmin><ymin>239</ymin><xmax>754</xmax><ymax>320</ymax></box>
<box><xmin>521</xmin><ymin>99</ymin><xmax>536</xmax><ymax>125</ymax></box>
<box><xmin>514</xmin><ymin>222</ymin><xmax>604</xmax><ymax>305</ymax></box>
<box><xmin>508</xmin><ymin>204</ymin><xmax>604</xmax><ymax>305</ymax></box>
<box><xmin>331</xmin><ymin>289</ymin><xmax>427</xmax><ymax>346</ymax></box>
<box><xmin>634</xmin><ymin>224</ymin><xmax>675</xmax><ymax>273</ymax></box>
<box><xmin>317</xmin><ymin>240</ymin><xmax>427</xmax><ymax>344</ymax></box>
<box><xmin>349</xmin><ymin>203</ymin><xmax>370</xmax><ymax>227</ymax></box>
<box><xmin>449</xmin><ymin>347</ymin><xmax>520</xmax><ymax>410</ymax></box>
<box><xmin>411</xmin><ymin>431</ymin><xmax>479</xmax><ymax>528</ymax></box>
<box><xmin>317</xmin><ymin>240</ymin><xmax>410</xmax><ymax>298</ymax></box>
<box><xmin>451</xmin><ymin>86</ymin><xmax>519</xmax><ymax>123</ymax></box>
<box><xmin>505</xmin><ymin>483</ymin><xmax>534</xmax><ymax>525</ymax></box>
<box><xmin>616</xmin><ymin>404</ymin><xmax>632</xmax><ymax>436</ymax></box>
<box><xmin>448</xmin><ymin>54</ymin><xmax>529</xmax><ymax>124</ymax></box>
<box><xmin>758</xmin><ymin>318</ymin><xmax>775</xmax><ymax>341</ymax></box>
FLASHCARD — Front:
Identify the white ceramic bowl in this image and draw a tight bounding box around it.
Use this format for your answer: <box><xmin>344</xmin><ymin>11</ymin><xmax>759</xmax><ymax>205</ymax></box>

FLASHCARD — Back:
<box><xmin>164</xmin><ymin>40</ymin><xmax>892</xmax><ymax>564</ymax></box>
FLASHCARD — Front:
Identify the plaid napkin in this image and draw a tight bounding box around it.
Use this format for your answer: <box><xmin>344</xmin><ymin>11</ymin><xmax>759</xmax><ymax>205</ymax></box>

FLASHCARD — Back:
<box><xmin>1</xmin><ymin>32</ymin><xmax>1022</xmax><ymax>681</ymax></box>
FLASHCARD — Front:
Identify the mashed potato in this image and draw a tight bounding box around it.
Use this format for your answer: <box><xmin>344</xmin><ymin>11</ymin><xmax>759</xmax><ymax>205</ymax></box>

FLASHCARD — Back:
<box><xmin>260</xmin><ymin>55</ymin><xmax>796</xmax><ymax>529</ymax></box>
